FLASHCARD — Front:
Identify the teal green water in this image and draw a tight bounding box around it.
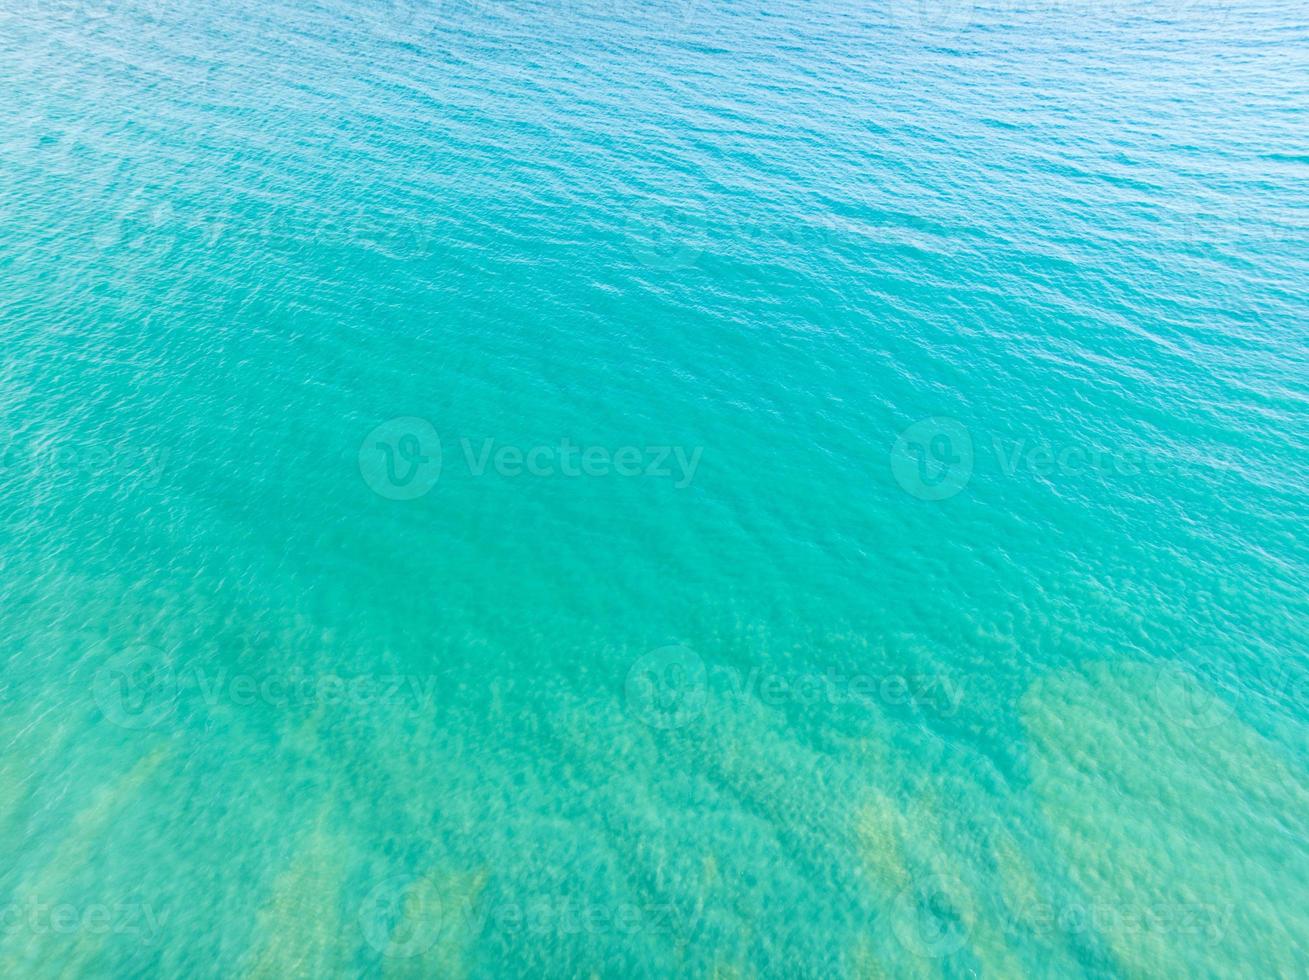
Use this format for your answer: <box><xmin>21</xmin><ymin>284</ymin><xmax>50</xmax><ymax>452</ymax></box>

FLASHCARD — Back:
<box><xmin>2</xmin><ymin>0</ymin><xmax>1307</xmax><ymax>975</ymax></box>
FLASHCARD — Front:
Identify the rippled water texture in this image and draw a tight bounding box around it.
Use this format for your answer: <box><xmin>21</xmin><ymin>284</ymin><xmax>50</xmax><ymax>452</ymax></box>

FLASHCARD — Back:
<box><xmin>1</xmin><ymin>0</ymin><xmax>1306</xmax><ymax>975</ymax></box>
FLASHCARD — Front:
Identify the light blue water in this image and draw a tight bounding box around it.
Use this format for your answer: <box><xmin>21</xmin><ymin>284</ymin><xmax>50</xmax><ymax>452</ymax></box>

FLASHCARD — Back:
<box><xmin>1</xmin><ymin>0</ymin><xmax>1307</xmax><ymax>975</ymax></box>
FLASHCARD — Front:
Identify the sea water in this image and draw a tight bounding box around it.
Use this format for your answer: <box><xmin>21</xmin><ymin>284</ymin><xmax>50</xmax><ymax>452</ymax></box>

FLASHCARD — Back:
<box><xmin>0</xmin><ymin>0</ymin><xmax>1306</xmax><ymax>975</ymax></box>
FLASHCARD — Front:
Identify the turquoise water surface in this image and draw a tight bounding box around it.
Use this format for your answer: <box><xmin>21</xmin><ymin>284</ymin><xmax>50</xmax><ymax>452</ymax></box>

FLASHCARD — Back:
<box><xmin>1</xmin><ymin>0</ymin><xmax>1307</xmax><ymax>975</ymax></box>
